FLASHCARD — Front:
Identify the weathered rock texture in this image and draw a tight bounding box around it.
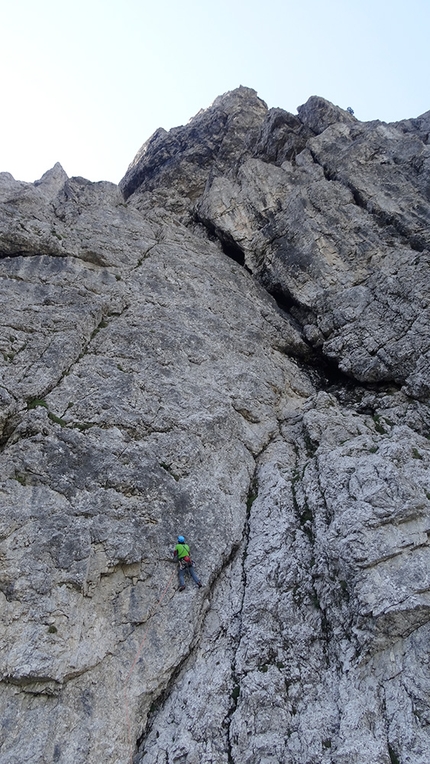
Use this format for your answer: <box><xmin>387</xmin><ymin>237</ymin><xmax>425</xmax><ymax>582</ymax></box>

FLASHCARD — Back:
<box><xmin>1</xmin><ymin>87</ymin><xmax>430</xmax><ymax>764</ymax></box>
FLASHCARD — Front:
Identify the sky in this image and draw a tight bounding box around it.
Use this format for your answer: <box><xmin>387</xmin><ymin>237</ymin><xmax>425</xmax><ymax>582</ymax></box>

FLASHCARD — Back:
<box><xmin>1</xmin><ymin>0</ymin><xmax>429</xmax><ymax>185</ymax></box>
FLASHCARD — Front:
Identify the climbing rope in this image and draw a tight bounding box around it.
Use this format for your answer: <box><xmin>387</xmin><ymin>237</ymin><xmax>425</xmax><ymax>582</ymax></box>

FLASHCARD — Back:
<box><xmin>123</xmin><ymin>567</ymin><xmax>177</xmax><ymax>764</ymax></box>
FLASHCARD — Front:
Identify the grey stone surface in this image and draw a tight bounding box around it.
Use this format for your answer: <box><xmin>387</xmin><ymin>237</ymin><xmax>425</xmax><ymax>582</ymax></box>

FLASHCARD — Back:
<box><xmin>120</xmin><ymin>86</ymin><xmax>267</xmax><ymax>219</ymax></box>
<box><xmin>1</xmin><ymin>87</ymin><xmax>430</xmax><ymax>764</ymax></box>
<box><xmin>297</xmin><ymin>95</ymin><xmax>357</xmax><ymax>135</ymax></box>
<box><xmin>194</xmin><ymin>116</ymin><xmax>430</xmax><ymax>397</ymax></box>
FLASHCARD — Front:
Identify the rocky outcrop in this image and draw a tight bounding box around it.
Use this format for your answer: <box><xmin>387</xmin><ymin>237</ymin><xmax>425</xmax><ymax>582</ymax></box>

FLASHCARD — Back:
<box><xmin>119</xmin><ymin>87</ymin><xmax>268</xmax><ymax>215</ymax></box>
<box><xmin>1</xmin><ymin>87</ymin><xmax>430</xmax><ymax>764</ymax></box>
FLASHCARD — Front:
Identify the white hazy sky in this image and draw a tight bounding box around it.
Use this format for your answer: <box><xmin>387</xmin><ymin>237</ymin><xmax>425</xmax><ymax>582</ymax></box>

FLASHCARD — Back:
<box><xmin>1</xmin><ymin>0</ymin><xmax>429</xmax><ymax>185</ymax></box>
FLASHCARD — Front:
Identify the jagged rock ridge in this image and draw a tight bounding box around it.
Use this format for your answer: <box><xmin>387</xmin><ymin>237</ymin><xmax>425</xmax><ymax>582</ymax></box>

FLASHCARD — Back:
<box><xmin>1</xmin><ymin>87</ymin><xmax>430</xmax><ymax>764</ymax></box>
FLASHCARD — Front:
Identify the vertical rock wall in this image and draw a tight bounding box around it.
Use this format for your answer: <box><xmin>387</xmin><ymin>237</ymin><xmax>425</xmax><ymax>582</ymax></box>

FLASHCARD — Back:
<box><xmin>1</xmin><ymin>87</ymin><xmax>430</xmax><ymax>763</ymax></box>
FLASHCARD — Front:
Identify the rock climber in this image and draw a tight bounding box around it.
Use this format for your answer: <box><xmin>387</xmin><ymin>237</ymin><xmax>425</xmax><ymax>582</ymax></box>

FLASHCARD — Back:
<box><xmin>174</xmin><ymin>535</ymin><xmax>202</xmax><ymax>591</ymax></box>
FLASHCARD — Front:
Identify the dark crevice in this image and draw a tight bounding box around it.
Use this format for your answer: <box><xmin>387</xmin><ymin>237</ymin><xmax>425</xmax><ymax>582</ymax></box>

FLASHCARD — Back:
<box><xmin>0</xmin><ymin>411</ymin><xmax>22</xmax><ymax>452</ymax></box>
<box><xmin>194</xmin><ymin>215</ymin><xmax>251</xmax><ymax>271</ymax></box>
<box><xmin>283</xmin><ymin>335</ymin><xmax>405</xmax><ymax>419</ymax></box>
<box><xmin>295</xmin><ymin>349</ymin><xmax>402</xmax><ymax>402</ymax></box>
<box><xmin>194</xmin><ymin>214</ymin><xmax>407</xmax><ymax>399</ymax></box>
<box><xmin>262</xmin><ymin>280</ymin><xmax>317</xmax><ymax>343</ymax></box>
<box><xmin>220</xmin><ymin>236</ymin><xmax>247</xmax><ymax>268</ymax></box>
<box><xmin>225</xmin><ymin>469</ymin><xmax>257</xmax><ymax>764</ymax></box>
<box><xmin>262</xmin><ymin>279</ymin><xmax>404</xmax><ymax>396</ymax></box>
<box><xmin>196</xmin><ymin>217</ymin><xmax>308</xmax><ymax>327</ymax></box>
<box><xmin>388</xmin><ymin>743</ymin><xmax>401</xmax><ymax>764</ymax></box>
<box><xmin>297</xmin><ymin>352</ymin><xmax>354</xmax><ymax>391</ymax></box>
<box><xmin>265</xmin><ymin>282</ymin><xmax>299</xmax><ymax>313</ymax></box>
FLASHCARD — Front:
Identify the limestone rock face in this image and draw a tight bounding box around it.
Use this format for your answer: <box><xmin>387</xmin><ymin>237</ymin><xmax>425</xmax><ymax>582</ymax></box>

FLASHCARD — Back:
<box><xmin>119</xmin><ymin>86</ymin><xmax>268</xmax><ymax>217</ymax></box>
<box><xmin>1</xmin><ymin>88</ymin><xmax>430</xmax><ymax>764</ymax></box>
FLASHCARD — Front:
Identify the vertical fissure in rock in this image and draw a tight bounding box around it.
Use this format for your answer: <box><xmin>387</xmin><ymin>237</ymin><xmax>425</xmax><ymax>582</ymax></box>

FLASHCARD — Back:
<box><xmin>133</xmin><ymin>618</ymin><xmax>206</xmax><ymax>762</ymax></box>
<box><xmin>224</xmin><ymin>469</ymin><xmax>259</xmax><ymax>763</ymax></box>
<box><xmin>0</xmin><ymin>413</ymin><xmax>19</xmax><ymax>451</ymax></box>
<box><xmin>134</xmin><ymin>527</ymin><xmax>250</xmax><ymax>762</ymax></box>
<box><xmin>291</xmin><ymin>438</ymin><xmax>335</xmax><ymax>671</ymax></box>
<box><xmin>388</xmin><ymin>743</ymin><xmax>401</xmax><ymax>764</ymax></box>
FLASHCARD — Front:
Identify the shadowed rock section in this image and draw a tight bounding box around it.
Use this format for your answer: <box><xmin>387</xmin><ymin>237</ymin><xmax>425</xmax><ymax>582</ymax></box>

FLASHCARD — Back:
<box><xmin>1</xmin><ymin>87</ymin><xmax>430</xmax><ymax>764</ymax></box>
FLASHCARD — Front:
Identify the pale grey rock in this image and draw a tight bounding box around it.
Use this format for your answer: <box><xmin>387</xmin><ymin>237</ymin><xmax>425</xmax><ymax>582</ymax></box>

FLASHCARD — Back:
<box><xmin>137</xmin><ymin>393</ymin><xmax>430</xmax><ymax>764</ymax></box>
<box><xmin>196</xmin><ymin>152</ymin><xmax>430</xmax><ymax>392</ymax></box>
<box><xmin>120</xmin><ymin>86</ymin><xmax>268</xmax><ymax>219</ymax></box>
<box><xmin>120</xmin><ymin>87</ymin><xmax>430</xmax><ymax>393</ymax></box>
<box><xmin>1</xmin><ymin>87</ymin><xmax>430</xmax><ymax>764</ymax></box>
<box><xmin>0</xmin><ymin>168</ymin><xmax>310</xmax><ymax>764</ymax></box>
<box><xmin>0</xmin><ymin>168</ymin><xmax>157</xmax><ymax>266</ymax></box>
<box><xmin>307</xmin><ymin>120</ymin><xmax>430</xmax><ymax>251</ymax></box>
<box><xmin>34</xmin><ymin>161</ymin><xmax>69</xmax><ymax>200</ymax></box>
<box><xmin>190</xmin><ymin>100</ymin><xmax>430</xmax><ymax>395</ymax></box>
